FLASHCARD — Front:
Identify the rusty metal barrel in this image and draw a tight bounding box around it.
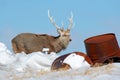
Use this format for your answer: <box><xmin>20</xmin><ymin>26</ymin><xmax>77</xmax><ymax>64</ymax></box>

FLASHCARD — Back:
<box><xmin>84</xmin><ymin>33</ymin><xmax>120</xmax><ymax>64</ymax></box>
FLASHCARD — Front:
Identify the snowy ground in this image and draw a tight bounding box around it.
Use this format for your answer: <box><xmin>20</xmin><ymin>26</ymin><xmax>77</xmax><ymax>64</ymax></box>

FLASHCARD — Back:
<box><xmin>0</xmin><ymin>42</ymin><xmax>120</xmax><ymax>80</ymax></box>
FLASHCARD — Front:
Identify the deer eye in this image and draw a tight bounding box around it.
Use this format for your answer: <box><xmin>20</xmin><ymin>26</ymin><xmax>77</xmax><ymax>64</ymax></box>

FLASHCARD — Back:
<box><xmin>62</xmin><ymin>35</ymin><xmax>67</xmax><ymax>36</ymax></box>
<box><xmin>63</xmin><ymin>34</ymin><xmax>70</xmax><ymax>37</ymax></box>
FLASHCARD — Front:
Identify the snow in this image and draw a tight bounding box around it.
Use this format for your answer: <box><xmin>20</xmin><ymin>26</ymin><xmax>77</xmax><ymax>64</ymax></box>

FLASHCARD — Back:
<box><xmin>0</xmin><ymin>42</ymin><xmax>58</xmax><ymax>72</ymax></box>
<box><xmin>0</xmin><ymin>42</ymin><xmax>120</xmax><ymax>80</ymax></box>
<box><xmin>63</xmin><ymin>53</ymin><xmax>90</xmax><ymax>69</ymax></box>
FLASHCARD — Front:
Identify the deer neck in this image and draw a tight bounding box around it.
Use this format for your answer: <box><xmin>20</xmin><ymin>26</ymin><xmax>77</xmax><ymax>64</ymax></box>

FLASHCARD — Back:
<box><xmin>55</xmin><ymin>35</ymin><xmax>70</xmax><ymax>49</ymax></box>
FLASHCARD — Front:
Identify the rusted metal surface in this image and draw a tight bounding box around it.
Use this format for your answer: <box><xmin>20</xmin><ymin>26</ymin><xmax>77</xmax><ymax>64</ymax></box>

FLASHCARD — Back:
<box><xmin>84</xmin><ymin>33</ymin><xmax>120</xmax><ymax>64</ymax></box>
<box><xmin>51</xmin><ymin>52</ymin><xmax>93</xmax><ymax>70</ymax></box>
<box><xmin>51</xmin><ymin>53</ymin><xmax>70</xmax><ymax>70</ymax></box>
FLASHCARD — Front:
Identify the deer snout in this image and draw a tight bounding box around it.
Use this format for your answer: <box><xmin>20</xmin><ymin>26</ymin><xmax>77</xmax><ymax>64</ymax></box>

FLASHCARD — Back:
<box><xmin>69</xmin><ymin>38</ymin><xmax>72</xmax><ymax>41</ymax></box>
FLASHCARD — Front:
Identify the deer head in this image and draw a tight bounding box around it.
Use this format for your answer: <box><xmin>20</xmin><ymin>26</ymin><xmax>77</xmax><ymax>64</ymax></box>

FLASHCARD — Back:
<box><xmin>48</xmin><ymin>10</ymin><xmax>73</xmax><ymax>42</ymax></box>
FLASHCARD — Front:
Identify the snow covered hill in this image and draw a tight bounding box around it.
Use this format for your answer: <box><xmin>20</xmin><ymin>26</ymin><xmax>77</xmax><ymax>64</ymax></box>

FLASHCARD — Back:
<box><xmin>0</xmin><ymin>42</ymin><xmax>120</xmax><ymax>80</ymax></box>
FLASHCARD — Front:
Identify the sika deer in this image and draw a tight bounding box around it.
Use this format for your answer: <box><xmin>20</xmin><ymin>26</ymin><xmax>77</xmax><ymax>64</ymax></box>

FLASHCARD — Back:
<box><xmin>12</xmin><ymin>10</ymin><xmax>73</xmax><ymax>54</ymax></box>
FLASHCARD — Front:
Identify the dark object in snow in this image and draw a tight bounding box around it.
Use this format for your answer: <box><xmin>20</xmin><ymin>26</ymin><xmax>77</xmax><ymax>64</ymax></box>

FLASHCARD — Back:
<box><xmin>84</xmin><ymin>33</ymin><xmax>120</xmax><ymax>64</ymax></box>
<box><xmin>11</xmin><ymin>11</ymin><xmax>73</xmax><ymax>54</ymax></box>
<box><xmin>51</xmin><ymin>52</ymin><xmax>93</xmax><ymax>70</ymax></box>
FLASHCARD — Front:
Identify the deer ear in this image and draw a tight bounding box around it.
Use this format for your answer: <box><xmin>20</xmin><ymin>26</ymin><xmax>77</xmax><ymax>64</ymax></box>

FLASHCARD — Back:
<box><xmin>57</xmin><ymin>29</ymin><xmax>62</xmax><ymax>33</ymax></box>
<box><xmin>57</xmin><ymin>29</ymin><xmax>64</xmax><ymax>36</ymax></box>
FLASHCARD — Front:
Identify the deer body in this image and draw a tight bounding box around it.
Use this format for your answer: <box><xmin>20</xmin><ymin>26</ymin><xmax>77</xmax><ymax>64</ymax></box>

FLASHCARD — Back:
<box><xmin>12</xmin><ymin>32</ymin><xmax>71</xmax><ymax>54</ymax></box>
<box><xmin>12</xmin><ymin>10</ymin><xmax>73</xmax><ymax>54</ymax></box>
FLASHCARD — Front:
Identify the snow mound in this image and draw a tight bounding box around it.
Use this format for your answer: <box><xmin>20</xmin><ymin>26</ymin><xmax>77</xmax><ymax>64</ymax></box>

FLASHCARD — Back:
<box><xmin>0</xmin><ymin>42</ymin><xmax>58</xmax><ymax>72</ymax></box>
<box><xmin>0</xmin><ymin>42</ymin><xmax>120</xmax><ymax>80</ymax></box>
<box><xmin>37</xmin><ymin>63</ymin><xmax>120</xmax><ymax>80</ymax></box>
<box><xmin>0</xmin><ymin>42</ymin><xmax>16</xmax><ymax>65</ymax></box>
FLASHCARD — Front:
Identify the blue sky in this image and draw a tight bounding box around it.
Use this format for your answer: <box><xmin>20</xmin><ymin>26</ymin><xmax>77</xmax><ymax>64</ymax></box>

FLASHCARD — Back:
<box><xmin>0</xmin><ymin>0</ymin><xmax>120</xmax><ymax>54</ymax></box>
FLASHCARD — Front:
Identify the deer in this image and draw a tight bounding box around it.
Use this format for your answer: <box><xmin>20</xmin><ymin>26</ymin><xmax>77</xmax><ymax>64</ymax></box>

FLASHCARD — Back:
<box><xmin>11</xmin><ymin>10</ymin><xmax>73</xmax><ymax>54</ymax></box>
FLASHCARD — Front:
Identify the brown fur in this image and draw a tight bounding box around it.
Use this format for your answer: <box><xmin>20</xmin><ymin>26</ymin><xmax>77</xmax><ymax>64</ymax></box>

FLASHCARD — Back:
<box><xmin>12</xmin><ymin>31</ymin><xmax>71</xmax><ymax>54</ymax></box>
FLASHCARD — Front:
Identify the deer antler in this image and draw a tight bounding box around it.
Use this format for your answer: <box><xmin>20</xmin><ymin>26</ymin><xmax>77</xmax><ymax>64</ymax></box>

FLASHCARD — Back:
<box><xmin>67</xmin><ymin>12</ymin><xmax>73</xmax><ymax>30</ymax></box>
<box><xmin>48</xmin><ymin>10</ymin><xmax>61</xmax><ymax>30</ymax></box>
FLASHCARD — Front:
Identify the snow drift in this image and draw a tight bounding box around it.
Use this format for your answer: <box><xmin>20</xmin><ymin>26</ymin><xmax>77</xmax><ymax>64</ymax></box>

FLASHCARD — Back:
<box><xmin>0</xmin><ymin>42</ymin><xmax>120</xmax><ymax>80</ymax></box>
<box><xmin>0</xmin><ymin>42</ymin><xmax>58</xmax><ymax>72</ymax></box>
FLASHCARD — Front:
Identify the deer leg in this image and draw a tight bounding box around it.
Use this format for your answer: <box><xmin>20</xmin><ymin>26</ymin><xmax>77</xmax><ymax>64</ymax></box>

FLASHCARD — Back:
<box><xmin>12</xmin><ymin>42</ymin><xmax>25</xmax><ymax>53</ymax></box>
